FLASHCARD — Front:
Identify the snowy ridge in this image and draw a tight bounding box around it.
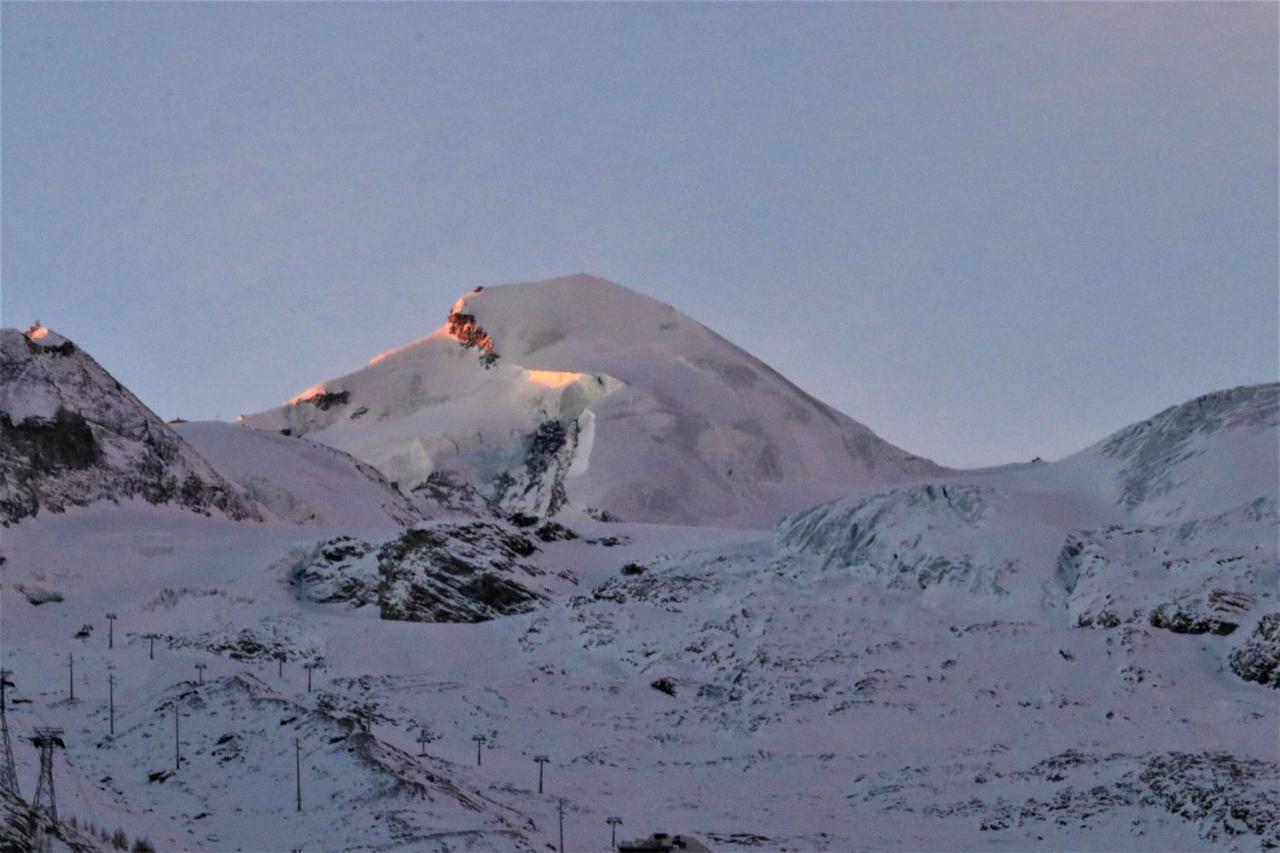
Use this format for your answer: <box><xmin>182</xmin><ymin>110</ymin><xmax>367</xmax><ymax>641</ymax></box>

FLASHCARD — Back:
<box><xmin>0</xmin><ymin>327</ymin><xmax>261</xmax><ymax>525</ymax></box>
<box><xmin>174</xmin><ymin>421</ymin><xmax>420</xmax><ymax>530</ymax></box>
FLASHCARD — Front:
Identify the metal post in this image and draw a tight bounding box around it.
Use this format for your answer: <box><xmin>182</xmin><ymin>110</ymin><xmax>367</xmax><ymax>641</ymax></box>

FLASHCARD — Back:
<box><xmin>472</xmin><ymin>734</ymin><xmax>486</xmax><ymax>767</ymax></box>
<box><xmin>607</xmin><ymin>816</ymin><xmax>622</xmax><ymax>849</ymax></box>
<box><xmin>295</xmin><ymin>738</ymin><xmax>302</xmax><ymax>812</ymax></box>
<box><xmin>535</xmin><ymin>754</ymin><xmax>549</xmax><ymax>794</ymax></box>
<box><xmin>106</xmin><ymin>613</ymin><xmax>117</xmax><ymax>649</ymax></box>
<box><xmin>174</xmin><ymin>706</ymin><xmax>181</xmax><ymax>771</ymax></box>
<box><xmin>417</xmin><ymin>730</ymin><xmax>431</xmax><ymax>757</ymax></box>
<box><xmin>195</xmin><ymin>663</ymin><xmax>207</xmax><ymax>685</ymax></box>
<box><xmin>558</xmin><ymin>798</ymin><xmax>565</xmax><ymax>853</ymax></box>
<box><xmin>68</xmin><ymin>654</ymin><xmax>74</xmax><ymax>701</ymax></box>
<box><xmin>278</xmin><ymin>656</ymin><xmax>284</xmax><ymax>679</ymax></box>
<box><xmin>304</xmin><ymin>664</ymin><xmax>314</xmax><ymax>692</ymax></box>
<box><xmin>0</xmin><ymin>670</ymin><xmax>19</xmax><ymax>798</ymax></box>
<box><xmin>107</xmin><ymin>670</ymin><xmax>115</xmax><ymax>736</ymax></box>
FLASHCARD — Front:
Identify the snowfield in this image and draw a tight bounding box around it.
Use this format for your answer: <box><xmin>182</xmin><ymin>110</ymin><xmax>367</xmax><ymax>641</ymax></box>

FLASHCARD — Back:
<box><xmin>1</xmin><ymin>280</ymin><xmax>1277</xmax><ymax>852</ymax></box>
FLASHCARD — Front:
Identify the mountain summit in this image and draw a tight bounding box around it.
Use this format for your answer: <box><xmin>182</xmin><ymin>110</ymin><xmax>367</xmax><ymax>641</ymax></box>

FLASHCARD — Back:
<box><xmin>241</xmin><ymin>274</ymin><xmax>943</xmax><ymax>525</ymax></box>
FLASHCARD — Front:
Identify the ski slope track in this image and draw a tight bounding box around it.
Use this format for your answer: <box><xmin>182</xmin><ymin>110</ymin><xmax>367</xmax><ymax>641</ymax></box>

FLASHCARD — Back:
<box><xmin>0</xmin><ymin>282</ymin><xmax>1277</xmax><ymax>851</ymax></box>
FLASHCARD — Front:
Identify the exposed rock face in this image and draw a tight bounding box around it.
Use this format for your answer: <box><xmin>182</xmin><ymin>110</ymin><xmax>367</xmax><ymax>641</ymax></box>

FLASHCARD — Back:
<box><xmin>291</xmin><ymin>536</ymin><xmax>380</xmax><ymax>607</ymax></box>
<box><xmin>1059</xmin><ymin>499</ymin><xmax>1277</xmax><ymax>632</ymax></box>
<box><xmin>0</xmin><ymin>328</ymin><xmax>261</xmax><ymax>525</ymax></box>
<box><xmin>1148</xmin><ymin>590</ymin><xmax>1251</xmax><ymax>636</ymax></box>
<box><xmin>1229</xmin><ymin>613</ymin><xmax>1280</xmax><ymax>688</ymax></box>
<box><xmin>446</xmin><ymin>305</ymin><xmax>498</xmax><ymax>365</ymax></box>
<box><xmin>492</xmin><ymin>419</ymin><xmax>579</xmax><ymax>518</ymax></box>
<box><xmin>378</xmin><ymin>523</ymin><xmax>549</xmax><ymax>622</ymax></box>
<box><xmin>292</xmin><ymin>522</ymin><xmax>571</xmax><ymax>623</ymax></box>
<box><xmin>410</xmin><ymin>471</ymin><xmax>498</xmax><ymax>519</ymax></box>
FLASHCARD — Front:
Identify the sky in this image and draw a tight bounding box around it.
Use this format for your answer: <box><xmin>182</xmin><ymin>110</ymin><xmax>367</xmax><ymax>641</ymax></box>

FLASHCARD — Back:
<box><xmin>3</xmin><ymin>2</ymin><xmax>1276</xmax><ymax>468</ymax></box>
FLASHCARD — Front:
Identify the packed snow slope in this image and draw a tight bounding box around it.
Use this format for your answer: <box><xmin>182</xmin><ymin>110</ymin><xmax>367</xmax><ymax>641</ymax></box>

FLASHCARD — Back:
<box><xmin>240</xmin><ymin>275</ymin><xmax>943</xmax><ymax>527</ymax></box>
<box><xmin>0</xmin><ymin>326</ymin><xmax>260</xmax><ymax>526</ymax></box>
<box><xmin>173</xmin><ymin>421</ymin><xmax>420</xmax><ymax>530</ymax></box>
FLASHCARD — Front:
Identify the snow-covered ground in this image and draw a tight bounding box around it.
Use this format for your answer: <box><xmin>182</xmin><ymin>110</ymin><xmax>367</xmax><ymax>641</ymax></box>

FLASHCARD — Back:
<box><xmin>1</xmin><ymin>290</ymin><xmax>1276</xmax><ymax>851</ymax></box>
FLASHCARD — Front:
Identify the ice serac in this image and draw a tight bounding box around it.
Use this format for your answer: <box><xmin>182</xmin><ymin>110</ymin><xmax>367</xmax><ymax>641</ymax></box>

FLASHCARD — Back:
<box><xmin>0</xmin><ymin>326</ymin><xmax>262</xmax><ymax>525</ymax></box>
<box><xmin>240</xmin><ymin>274</ymin><xmax>943</xmax><ymax>526</ymax></box>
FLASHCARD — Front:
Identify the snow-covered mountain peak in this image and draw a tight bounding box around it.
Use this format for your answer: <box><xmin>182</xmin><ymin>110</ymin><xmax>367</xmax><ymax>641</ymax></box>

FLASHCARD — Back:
<box><xmin>24</xmin><ymin>323</ymin><xmax>71</xmax><ymax>350</ymax></box>
<box><xmin>1018</xmin><ymin>382</ymin><xmax>1279</xmax><ymax>524</ymax></box>
<box><xmin>0</xmin><ymin>327</ymin><xmax>262</xmax><ymax>524</ymax></box>
<box><xmin>241</xmin><ymin>275</ymin><xmax>943</xmax><ymax>526</ymax></box>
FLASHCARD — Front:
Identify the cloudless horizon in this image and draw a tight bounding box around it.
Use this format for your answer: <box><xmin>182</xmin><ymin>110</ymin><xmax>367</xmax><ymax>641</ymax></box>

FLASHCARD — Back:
<box><xmin>3</xmin><ymin>2</ymin><xmax>1276</xmax><ymax>468</ymax></box>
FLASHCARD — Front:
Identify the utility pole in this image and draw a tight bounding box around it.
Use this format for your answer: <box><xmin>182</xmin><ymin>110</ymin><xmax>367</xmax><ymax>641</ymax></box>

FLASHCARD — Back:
<box><xmin>557</xmin><ymin>798</ymin><xmax>565</xmax><ymax>853</ymax></box>
<box><xmin>143</xmin><ymin>633</ymin><xmax>160</xmax><ymax>660</ymax></box>
<box><xmin>607</xmin><ymin>816</ymin><xmax>623</xmax><ymax>849</ymax></box>
<box><xmin>534</xmin><ymin>754</ymin><xmax>549</xmax><ymax>794</ymax></box>
<box><xmin>67</xmin><ymin>653</ymin><xmax>74</xmax><ymax>701</ymax></box>
<box><xmin>173</xmin><ymin>706</ymin><xmax>182</xmax><ymax>771</ymax></box>
<box><xmin>295</xmin><ymin>738</ymin><xmax>302</xmax><ymax>813</ymax></box>
<box><xmin>277</xmin><ymin>653</ymin><xmax>284</xmax><ymax>679</ymax></box>
<box><xmin>304</xmin><ymin>663</ymin><xmax>316</xmax><ymax>693</ymax></box>
<box><xmin>107</xmin><ymin>667</ymin><xmax>116</xmax><ymax>736</ymax></box>
<box><xmin>194</xmin><ymin>663</ymin><xmax>207</xmax><ymax>685</ymax></box>
<box><xmin>0</xmin><ymin>670</ymin><xmax>19</xmax><ymax>798</ymax></box>
<box><xmin>31</xmin><ymin>728</ymin><xmax>64</xmax><ymax>824</ymax></box>
<box><xmin>471</xmin><ymin>734</ymin><xmax>486</xmax><ymax>767</ymax></box>
<box><xmin>417</xmin><ymin>730</ymin><xmax>431</xmax><ymax>757</ymax></box>
<box><xmin>105</xmin><ymin>613</ymin><xmax>118</xmax><ymax>649</ymax></box>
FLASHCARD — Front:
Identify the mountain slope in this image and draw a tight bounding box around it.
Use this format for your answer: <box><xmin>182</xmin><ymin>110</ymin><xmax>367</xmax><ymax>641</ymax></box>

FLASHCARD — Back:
<box><xmin>0</xmin><ymin>327</ymin><xmax>261</xmax><ymax>525</ymax></box>
<box><xmin>1031</xmin><ymin>382</ymin><xmax>1279</xmax><ymax>523</ymax></box>
<box><xmin>174</xmin><ymin>421</ymin><xmax>420</xmax><ymax>529</ymax></box>
<box><xmin>241</xmin><ymin>275</ymin><xmax>943</xmax><ymax>526</ymax></box>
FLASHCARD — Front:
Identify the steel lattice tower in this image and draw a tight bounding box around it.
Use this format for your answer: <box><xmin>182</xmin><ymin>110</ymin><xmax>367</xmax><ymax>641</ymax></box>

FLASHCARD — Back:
<box><xmin>0</xmin><ymin>670</ymin><xmax>18</xmax><ymax>798</ymax></box>
<box><xmin>31</xmin><ymin>728</ymin><xmax>64</xmax><ymax>824</ymax></box>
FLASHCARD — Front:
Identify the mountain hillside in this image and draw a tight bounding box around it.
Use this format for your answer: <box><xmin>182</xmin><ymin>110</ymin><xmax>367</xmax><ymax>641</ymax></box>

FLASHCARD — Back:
<box><xmin>1028</xmin><ymin>383</ymin><xmax>1279</xmax><ymax>523</ymax></box>
<box><xmin>174</xmin><ymin>421</ymin><xmax>420</xmax><ymax>530</ymax></box>
<box><xmin>241</xmin><ymin>275</ymin><xmax>943</xmax><ymax>526</ymax></box>
<box><xmin>0</xmin><ymin>327</ymin><xmax>261</xmax><ymax>525</ymax></box>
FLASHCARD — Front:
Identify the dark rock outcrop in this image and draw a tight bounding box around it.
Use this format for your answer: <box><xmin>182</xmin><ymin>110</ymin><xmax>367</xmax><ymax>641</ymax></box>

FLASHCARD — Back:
<box><xmin>1229</xmin><ymin>613</ymin><xmax>1280</xmax><ymax>688</ymax></box>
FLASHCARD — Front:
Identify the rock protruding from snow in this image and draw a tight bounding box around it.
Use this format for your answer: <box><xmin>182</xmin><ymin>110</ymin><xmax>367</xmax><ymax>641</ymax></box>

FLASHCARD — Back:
<box><xmin>292</xmin><ymin>521</ymin><xmax>573</xmax><ymax>622</ymax></box>
<box><xmin>241</xmin><ymin>275</ymin><xmax>944</xmax><ymax>526</ymax></box>
<box><xmin>1230</xmin><ymin>613</ymin><xmax>1280</xmax><ymax>689</ymax></box>
<box><xmin>1059</xmin><ymin>498</ymin><xmax>1278</xmax><ymax>632</ymax></box>
<box><xmin>0</xmin><ymin>327</ymin><xmax>261</xmax><ymax>525</ymax></box>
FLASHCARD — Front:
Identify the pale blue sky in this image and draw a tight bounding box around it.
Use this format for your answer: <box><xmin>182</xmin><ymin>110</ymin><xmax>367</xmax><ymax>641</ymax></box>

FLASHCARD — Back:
<box><xmin>3</xmin><ymin>2</ymin><xmax>1276</xmax><ymax>467</ymax></box>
